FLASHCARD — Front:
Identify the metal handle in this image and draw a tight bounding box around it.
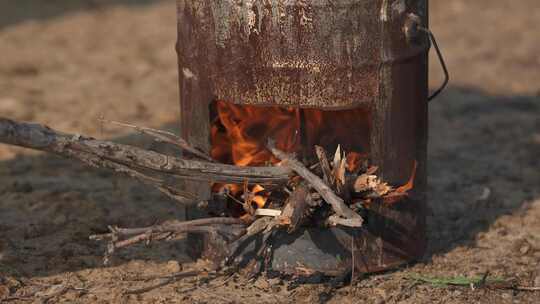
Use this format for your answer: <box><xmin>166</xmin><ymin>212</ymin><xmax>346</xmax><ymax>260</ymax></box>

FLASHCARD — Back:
<box><xmin>404</xmin><ymin>14</ymin><xmax>449</xmax><ymax>102</ymax></box>
<box><xmin>418</xmin><ymin>26</ymin><xmax>449</xmax><ymax>102</ymax></box>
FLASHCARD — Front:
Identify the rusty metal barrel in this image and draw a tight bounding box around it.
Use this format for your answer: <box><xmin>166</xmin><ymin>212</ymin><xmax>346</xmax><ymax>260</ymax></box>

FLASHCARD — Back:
<box><xmin>177</xmin><ymin>0</ymin><xmax>428</xmax><ymax>107</ymax></box>
<box><xmin>177</xmin><ymin>0</ymin><xmax>431</xmax><ymax>275</ymax></box>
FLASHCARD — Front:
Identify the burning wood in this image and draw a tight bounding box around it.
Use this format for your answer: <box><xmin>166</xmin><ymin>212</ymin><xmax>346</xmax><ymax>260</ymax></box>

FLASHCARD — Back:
<box><xmin>174</xmin><ymin>0</ymin><xmax>431</xmax><ymax>278</ymax></box>
<box><xmin>0</xmin><ymin>117</ymin><xmax>416</xmax><ymax>276</ymax></box>
<box><xmin>268</xmin><ymin>143</ymin><xmax>364</xmax><ymax>228</ymax></box>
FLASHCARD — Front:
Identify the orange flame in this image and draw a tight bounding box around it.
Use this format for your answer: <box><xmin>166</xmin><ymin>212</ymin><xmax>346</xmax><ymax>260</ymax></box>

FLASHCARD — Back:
<box><xmin>211</xmin><ymin>100</ymin><xmax>301</xmax><ymax>167</ymax></box>
<box><xmin>211</xmin><ymin>100</ymin><xmax>372</xmax><ymax>215</ymax></box>
<box><xmin>211</xmin><ymin>100</ymin><xmax>371</xmax><ymax>167</ymax></box>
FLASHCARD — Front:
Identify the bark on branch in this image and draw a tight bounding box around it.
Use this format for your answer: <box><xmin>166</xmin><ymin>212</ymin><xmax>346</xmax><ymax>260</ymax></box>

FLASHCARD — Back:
<box><xmin>0</xmin><ymin>118</ymin><xmax>291</xmax><ymax>185</ymax></box>
<box><xmin>89</xmin><ymin>217</ymin><xmax>246</xmax><ymax>265</ymax></box>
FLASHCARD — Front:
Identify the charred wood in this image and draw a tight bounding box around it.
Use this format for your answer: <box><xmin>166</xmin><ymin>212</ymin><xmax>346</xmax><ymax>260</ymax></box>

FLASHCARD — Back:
<box><xmin>278</xmin><ymin>183</ymin><xmax>310</xmax><ymax>233</ymax></box>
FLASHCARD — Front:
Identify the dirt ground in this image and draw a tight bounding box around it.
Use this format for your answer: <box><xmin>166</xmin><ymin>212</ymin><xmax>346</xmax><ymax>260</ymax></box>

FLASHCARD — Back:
<box><xmin>1</xmin><ymin>0</ymin><xmax>539</xmax><ymax>303</ymax></box>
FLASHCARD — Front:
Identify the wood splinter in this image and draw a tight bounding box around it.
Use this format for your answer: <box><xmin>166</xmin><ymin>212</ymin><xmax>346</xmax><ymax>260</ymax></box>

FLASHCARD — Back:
<box><xmin>278</xmin><ymin>183</ymin><xmax>311</xmax><ymax>233</ymax></box>
<box><xmin>315</xmin><ymin>145</ymin><xmax>333</xmax><ymax>186</ymax></box>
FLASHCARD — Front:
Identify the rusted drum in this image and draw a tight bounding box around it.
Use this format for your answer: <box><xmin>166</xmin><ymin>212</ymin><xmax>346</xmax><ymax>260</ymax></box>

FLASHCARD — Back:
<box><xmin>177</xmin><ymin>0</ymin><xmax>430</xmax><ymax>275</ymax></box>
<box><xmin>177</xmin><ymin>0</ymin><xmax>427</xmax><ymax>110</ymax></box>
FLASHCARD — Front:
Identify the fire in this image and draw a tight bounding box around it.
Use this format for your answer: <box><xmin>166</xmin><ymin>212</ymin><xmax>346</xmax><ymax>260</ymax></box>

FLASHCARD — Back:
<box><xmin>211</xmin><ymin>100</ymin><xmax>370</xmax><ymax>167</ymax></box>
<box><xmin>302</xmin><ymin>108</ymin><xmax>370</xmax><ymax>158</ymax></box>
<box><xmin>210</xmin><ymin>100</ymin><xmax>371</xmax><ymax>215</ymax></box>
<box><xmin>212</xmin><ymin>182</ymin><xmax>268</xmax><ymax>219</ymax></box>
<box><xmin>250</xmin><ymin>185</ymin><xmax>267</xmax><ymax>208</ymax></box>
<box><xmin>211</xmin><ymin>100</ymin><xmax>301</xmax><ymax>166</ymax></box>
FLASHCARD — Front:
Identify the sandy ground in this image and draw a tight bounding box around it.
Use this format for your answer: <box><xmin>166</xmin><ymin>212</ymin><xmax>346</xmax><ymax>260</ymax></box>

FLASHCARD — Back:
<box><xmin>1</xmin><ymin>0</ymin><xmax>539</xmax><ymax>303</ymax></box>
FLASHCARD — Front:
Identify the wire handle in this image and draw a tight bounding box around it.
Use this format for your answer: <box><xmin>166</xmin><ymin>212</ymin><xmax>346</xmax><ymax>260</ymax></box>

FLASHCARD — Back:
<box><xmin>418</xmin><ymin>26</ymin><xmax>449</xmax><ymax>102</ymax></box>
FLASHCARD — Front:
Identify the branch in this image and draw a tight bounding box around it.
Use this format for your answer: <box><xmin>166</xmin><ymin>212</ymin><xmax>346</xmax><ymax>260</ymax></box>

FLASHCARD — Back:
<box><xmin>0</xmin><ymin>118</ymin><xmax>291</xmax><ymax>184</ymax></box>
<box><xmin>100</xmin><ymin>118</ymin><xmax>214</xmax><ymax>162</ymax></box>
<box><xmin>269</xmin><ymin>145</ymin><xmax>363</xmax><ymax>227</ymax></box>
<box><xmin>90</xmin><ymin>217</ymin><xmax>246</xmax><ymax>258</ymax></box>
<box><xmin>68</xmin><ymin>149</ymin><xmax>199</xmax><ymax>204</ymax></box>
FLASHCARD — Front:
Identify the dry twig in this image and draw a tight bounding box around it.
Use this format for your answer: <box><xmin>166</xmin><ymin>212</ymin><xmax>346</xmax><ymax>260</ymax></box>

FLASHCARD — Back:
<box><xmin>100</xmin><ymin>118</ymin><xmax>214</xmax><ymax>162</ymax></box>
<box><xmin>76</xmin><ymin>151</ymin><xmax>199</xmax><ymax>204</ymax></box>
<box><xmin>90</xmin><ymin>217</ymin><xmax>246</xmax><ymax>262</ymax></box>
<box><xmin>269</xmin><ymin>144</ymin><xmax>363</xmax><ymax>227</ymax></box>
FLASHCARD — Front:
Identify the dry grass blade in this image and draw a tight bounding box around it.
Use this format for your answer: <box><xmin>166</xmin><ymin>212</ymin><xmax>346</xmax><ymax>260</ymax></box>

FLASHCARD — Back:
<box><xmin>404</xmin><ymin>273</ymin><xmax>540</xmax><ymax>292</ymax></box>
<box><xmin>514</xmin><ymin>286</ymin><xmax>540</xmax><ymax>291</ymax></box>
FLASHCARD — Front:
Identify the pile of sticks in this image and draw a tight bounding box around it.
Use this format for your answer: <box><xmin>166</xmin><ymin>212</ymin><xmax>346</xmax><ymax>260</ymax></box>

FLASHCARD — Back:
<box><xmin>0</xmin><ymin>117</ymin><xmax>413</xmax><ymax>271</ymax></box>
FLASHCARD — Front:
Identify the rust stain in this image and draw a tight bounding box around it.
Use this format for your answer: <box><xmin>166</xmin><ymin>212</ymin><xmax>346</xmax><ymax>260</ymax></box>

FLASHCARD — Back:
<box><xmin>178</xmin><ymin>0</ymin><xmax>428</xmax><ymax>109</ymax></box>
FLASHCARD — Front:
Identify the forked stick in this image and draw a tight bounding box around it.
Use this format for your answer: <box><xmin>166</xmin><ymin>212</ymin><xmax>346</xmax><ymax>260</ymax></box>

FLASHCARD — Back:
<box><xmin>90</xmin><ymin>217</ymin><xmax>246</xmax><ymax>260</ymax></box>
